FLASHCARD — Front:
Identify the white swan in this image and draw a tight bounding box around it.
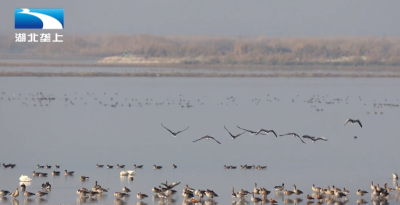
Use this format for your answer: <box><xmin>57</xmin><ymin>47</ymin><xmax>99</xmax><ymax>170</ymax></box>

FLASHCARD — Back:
<box><xmin>19</xmin><ymin>175</ymin><xmax>32</xmax><ymax>182</ymax></box>
<box><xmin>19</xmin><ymin>8</ymin><xmax>63</xmax><ymax>29</ymax></box>
<box><xmin>120</xmin><ymin>170</ymin><xmax>135</xmax><ymax>176</ymax></box>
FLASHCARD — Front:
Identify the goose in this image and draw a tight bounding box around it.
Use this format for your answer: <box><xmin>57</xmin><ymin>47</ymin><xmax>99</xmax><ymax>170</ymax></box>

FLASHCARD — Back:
<box><xmin>384</xmin><ymin>183</ymin><xmax>395</xmax><ymax>192</ymax></box>
<box><xmin>193</xmin><ymin>135</ymin><xmax>221</xmax><ymax>144</ymax></box>
<box><xmin>137</xmin><ymin>192</ymin><xmax>148</xmax><ymax>200</ymax></box>
<box><xmin>117</xmin><ymin>164</ymin><xmax>125</xmax><ymax>169</ymax></box>
<box><xmin>205</xmin><ymin>190</ymin><xmax>218</xmax><ymax>199</ymax></box>
<box><xmin>270</xmin><ymin>198</ymin><xmax>278</xmax><ymax>204</ymax></box>
<box><xmin>96</xmin><ymin>187</ymin><xmax>108</xmax><ymax>193</ymax></box>
<box><xmin>107</xmin><ymin>165</ymin><xmax>113</xmax><ymax>169</ymax></box>
<box><xmin>311</xmin><ymin>184</ymin><xmax>321</xmax><ymax>192</ymax></box>
<box><xmin>2</xmin><ymin>163</ymin><xmax>10</xmax><ymax>168</ymax></box>
<box><xmin>32</xmin><ymin>171</ymin><xmax>40</xmax><ymax>177</ymax></box>
<box><xmin>153</xmin><ymin>165</ymin><xmax>162</xmax><ymax>170</ymax></box>
<box><xmin>65</xmin><ymin>170</ymin><xmax>74</xmax><ymax>176</ymax></box>
<box><xmin>284</xmin><ymin>190</ymin><xmax>294</xmax><ymax>198</ymax></box>
<box><xmin>151</xmin><ymin>187</ymin><xmax>161</xmax><ymax>193</ymax></box>
<box><xmin>114</xmin><ymin>192</ymin><xmax>129</xmax><ymax>198</ymax></box>
<box><xmin>19</xmin><ymin>175</ymin><xmax>32</xmax><ymax>182</ymax></box>
<box><xmin>357</xmin><ymin>189</ymin><xmax>368</xmax><ymax>197</ymax></box>
<box><xmin>161</xmin><ymin>123</ymin><xmax>189</xmax><ymax>137</ymax></box>
<box><xmin>36</xmin><ymin>191</ymin><xmax>48</xmax><ymax>197</ymax></box>
<box><xmin>184</xmin><ymin>184</ymin><xmax>195</xmax><ymax>192</ymax></box>
<box><xmin>224</xmin><ymin>125</ymin><xmax>246</xmax><ymax>139</ymax></box>
<box><xmin>393</xmin><ymin>173</ymin><xmax>399</xmax><ymax>180</ymax></box>
<box><xmin>19</xmin><ymin>184</ymin><xmax>26</xmax><ymax>192</ymax></box>
<box><xmin>306</xmin><ymin>194</ymin><xmax>314</xmax><ymax>200</ymax></box>
<box><xmin>157</xmin><ymin>191</ymin><xmax>168</xmax><ymax>199</ymax></box>
<box><xmin>161</xmin><ymin>180</ymin><xmax>180</xmax><ymax>189</ymax></box>
<box><xmin>238</xmin><ymin>189</ymin><xmax>250</xmax><ymax>195</ymax></box>
<box><xmin>342</xmin><ymin>187</ymin><xmax>350</xmax><ymax>195</ymax></box>
<box><xmin>250</xmin><ymin>192</ymin><xmax>262</xmax><ymax>203</ymax></box>
<box><xmin>165</xmin><ymin>189</ymin><xmax>177</xmax><ymax>197</ymax></box>
<box><xmin>37</xmin><ymin>164</ymin><xmax>44</xmax><ymax>169</ymax></box>
<box><xmin>254</xmin><ymin>183</ymin><xmax>260</xmax><ymax>194</ymax></box>
<box><xmin>279</xmin><ymin>133</ymin><xmax>306</xmax><ymax>144</ymax></box>
<box><xmin>257</xmin><ymin>165</ymin><xmax>267</xmax><ymax>169</ymax></box>
<box><xmin>11</xmin><ymin>187</ymin><xmax>19</xmax><ymax>198</ymax></box>
<box><xmin>80</xmin><ymin>176</ymin><xmax>89</xmax><ymax>181</ymax></box>
<box><xmin>274</xmin><ymin>183</ymin><xmax>284</xmax><ymax>191</ymax></box>
<box><xmin>39</xmin><ymin>172</ymin><xmax>48</xmax><ymax>177</ymax></box>
<box><xmin>302</xmin><ymin>135</ymin><xmax>327</xmax><ymax>143</ymax></box>
<box><xmin>194</xmin><ymin>189</ymin><xmax>205</xmax><ymax>197</ymax></box>
<box><xmin>293</xmin><ymin>185</ymin><xmax>303</xmax><ymax>195</ymax></box>
<box><xmin>24</xmin><ymin>191</ymin><xmax>35</xmax><ymax>197</ymax></box>
<box><xmin>259</xmin><ymin>187</ymin><xmax>270</xmax><ymax>196</ymax></box>
<box><xmin>334</xmin><ymin>190</ymin><xmax>346</xmax><ymax>200</ymax></box>
<box><xmin>45</xmin><ymin>165</ymin><xmax>51</xmax><ymax>169</ymax></box>
<box><xmin>134</xmin><ymin>164</ymin><xmax>143</xmax><ymax>169</ymax></box>
<box><xmin>172</xmin><ymin>164</ymin><xmax>177</xmax><ymax>169</ymax></box>
<box><xmin>122</xmin><ymin>187</ymin><xmax>131</xmax><ymax>193</ymax></box>
<box><xmin>231</xmin><ymin>187</ymin><xmax>237</xmax><ymax>199</ymax></box>
<box><xmin>255</xmin><ymin>129</ymin><xmax>278</xmax><ymax>137</ymax></box>
<box><xmin>0</xmin><ymin>190</ymin><xmax>10</xmax><ymax>196</ymax></box>
<box><xmin>52</xmin><ymin>171</ymin><xmax>60</xmax><ymax>176</ymax></box>
<box><xmin>96</xmin><ymin>164</ymin><xmax>104</xmax><ymax>168</ymax></box>
<box><xmin>344</xmin><ymin>118</ymin><xmax>362</xmax><ymax>127</ymax></box>
<box><xmin>42</xmin><ymin>182</ymin><xmax>51</xmax><ymax>190</ymax></box>
<box><xmin>55</xmin><ymin>165</ymin><xmax>60</xmax><ymax>169</ymax></box>
<box><xmin>77</xmin><ymin>189</ymin><xmax>88</xmax><ymax>196</ymax></box>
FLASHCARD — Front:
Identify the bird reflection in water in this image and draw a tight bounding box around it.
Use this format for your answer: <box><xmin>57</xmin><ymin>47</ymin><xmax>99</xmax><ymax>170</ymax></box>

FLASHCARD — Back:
<box><xmin>136</xmin><ymin>201</ymin><xmax>148</xmax><ymax>205</ymax></box>
<box><xmin>24</xmin><ymin>198</ymin><xmax>33</xmax><ymax>204</ymax></box>
<box><xmin>36</xmin><ymin>198</ymin><xmax>47</xmax><ymax>204</ymax></box>
<box><xmin>114</xmin><ymin>198</ymin><xmax>127</xmax><ymax>205</ymax></box>
<box><xmin>284</xmin><ymin>198</ymin><xmax>293</xmax><ymax>204</ymax></box>
<box><xmin>11</xmin><ymin>199</ymin><xmax>19</xmax><ymax>205</ymax></box>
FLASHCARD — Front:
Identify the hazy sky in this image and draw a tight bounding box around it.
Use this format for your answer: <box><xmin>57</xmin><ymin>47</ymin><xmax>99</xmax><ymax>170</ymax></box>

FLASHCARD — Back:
<box><xmin>2</xmin><ymin>0</ymin><xmax>399</xmax><ymax>36</ymax></box>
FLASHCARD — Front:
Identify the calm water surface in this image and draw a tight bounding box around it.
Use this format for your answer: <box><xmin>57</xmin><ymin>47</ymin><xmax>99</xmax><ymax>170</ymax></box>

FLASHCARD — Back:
<box><xmin>0</xmin><ymin>77</ymin><xmax>399</xmax><ymax>205</ymax></box>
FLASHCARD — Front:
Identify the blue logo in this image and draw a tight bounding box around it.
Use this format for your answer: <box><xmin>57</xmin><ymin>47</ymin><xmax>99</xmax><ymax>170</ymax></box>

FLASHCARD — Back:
<box><xmin>15</xmin><ymin>8</ymin><xmax>64</xmax><ymax>29</ymax></box>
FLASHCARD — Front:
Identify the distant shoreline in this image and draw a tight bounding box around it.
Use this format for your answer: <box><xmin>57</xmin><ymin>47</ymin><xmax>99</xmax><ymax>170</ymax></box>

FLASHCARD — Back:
<box><xmin>1</xmin><ymin>61</ymin><xmax>400</xmax><ymax>77</ymax></box>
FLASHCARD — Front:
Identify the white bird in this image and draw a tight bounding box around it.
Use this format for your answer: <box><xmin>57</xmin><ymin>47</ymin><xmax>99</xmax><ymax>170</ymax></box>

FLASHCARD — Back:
<box><xmin>19</xmin><ymin>175</ymin><xmax>32</xmax><ymax>182</ymax></box>
<box><xmin>393</xmin><ymin>173</ymin><xmax>398</xmax><ymax>180</ymax></box>
<box><xmin>120</xmin><ymin>170</ymin><xmax>135</xmax><ymax>176</ymax></box>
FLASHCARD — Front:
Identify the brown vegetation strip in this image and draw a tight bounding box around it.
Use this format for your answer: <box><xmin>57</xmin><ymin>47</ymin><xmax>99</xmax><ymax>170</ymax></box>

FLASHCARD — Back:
<box><xmin>1</xmin><ymin>61</ymin><xmax>400</xmax><ymax>72</ymax></box>
<box><xmin>1</xmin><ymin>71</ymin><xmax>400</xmax><ymax>78</ymax></box>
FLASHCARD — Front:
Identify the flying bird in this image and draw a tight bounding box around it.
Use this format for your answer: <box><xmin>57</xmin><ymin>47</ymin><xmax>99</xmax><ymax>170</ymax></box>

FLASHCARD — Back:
<box><xmin>193</xmin><ymin>135</ymin><xmax>221</xmax><ymax>144</ymax></box>
<box><xmin>302</xmin><ymin>135</ymin><xmax>328</xmax><ymax>143</ymax></box>
<box><xmin>236</xmin><ymin>125</ymin><xmax>265</xmax><ymax>135</ymax></box>
<box><xmin>255</xmin><ymin>129</ymin><xmax>278</xmax><ymax>137</ymax></box>
<box><xmin>161</xmin><ymin>123</ymin><xmax>189</xmax><ymax>137</ymax></box>
<box><xmin>279</xmin><ymin>133</ymin><xmax>306</xmax><ymax>144</ymax></box>
<box><xmin>344</xmin><ymin>119</ymin><xmax>362</xmax><ymax>128</ymax></box>
<box><xmin>224</xmin><ymin>126</ymin><xmax>246</xmax><ymax>140</ymax></box>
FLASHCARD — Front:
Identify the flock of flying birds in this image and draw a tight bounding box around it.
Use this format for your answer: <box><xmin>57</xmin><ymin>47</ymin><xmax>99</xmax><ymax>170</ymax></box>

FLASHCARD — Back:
<box><xmin>161</xmin><ymin>118</ymin><xmax>363</xmax><ymax>145</ymax></box>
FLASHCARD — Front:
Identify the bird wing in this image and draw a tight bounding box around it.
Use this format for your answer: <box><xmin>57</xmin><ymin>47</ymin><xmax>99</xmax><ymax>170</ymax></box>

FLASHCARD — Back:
<box><xmin>344</xmin><ymin>119</ymin><xmax>350</xmax><ymax>125</ymax></box>
<box><xmin>237</xmin><ymin>125</ymin><xmax>256</xmax><ymax>133</ymax></box>
<box><xmin>161</xmin><ymin>123</ymin><xmax>176</xmax><ymax>135</ymax></box>
<box><xmin>315</xmin><ymin>137</ymin><xmax>327</xmax><ymax>141</ymax></box>
<box><xmin>176</xmin><ymin>126</ymin><xmax>189</xmax><ymax>134</ymax></box>
<box><xmin>296</xmin><ymin>136</ymin><xmax>306</xmax><ymax>144</ymax></box>
<box><xmin>193</xmin><ymin>136</ymin><xmax>206</xmax><ymax>143</ymax></box>
<box><xmin>224</xmin><ymin>126</ymin><xmax>236</xmax><ymax>138</ymax></box>
<box><xmin>356</xmin><ymin>120</ymin><xmax>362</xmax><ymax>128</ymax></box>
<box><xmin>210</xmin><ymin>137</ymin><xmax>221</xmax><ymax>144</ymax></box>
<box><xmin>270</xmin><ymin>130</ymin><xmax>278</xmax><ymax>137</ymax></box>
<box><xmin>302</xmin><ymin>135</ymin><xmax>314</xmax><ymax>139</ymax></box>
<box><xmin>236</xmin><ymin>131</ymin><xmax>246</xmax><ymax>138</ymax></box>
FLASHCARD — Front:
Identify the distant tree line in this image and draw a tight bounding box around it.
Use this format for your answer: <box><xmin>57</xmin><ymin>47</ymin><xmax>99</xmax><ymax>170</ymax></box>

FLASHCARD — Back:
<box><xmin>1</xmin><ymin>35</ymin><xmax>399</xmax><ymax>66</ymax></box>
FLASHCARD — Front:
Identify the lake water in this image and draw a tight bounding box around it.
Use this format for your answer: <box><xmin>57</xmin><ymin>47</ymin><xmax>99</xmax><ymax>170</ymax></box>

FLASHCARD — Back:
<box><xmin>0</xmin><ymin>76</ymin><xmax>399</xmax><ymax>205</ymax></box>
